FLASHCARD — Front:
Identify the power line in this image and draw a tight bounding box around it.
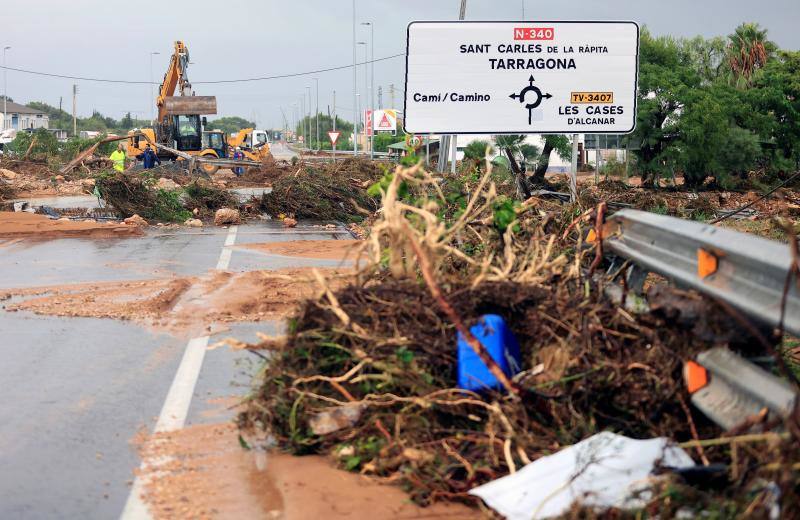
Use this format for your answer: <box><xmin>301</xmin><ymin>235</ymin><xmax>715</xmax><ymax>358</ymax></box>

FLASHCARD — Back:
<box><xmin>0</xmin><ymin>53</ymin><xmax>404</xmax><ymax>85</ymax></box>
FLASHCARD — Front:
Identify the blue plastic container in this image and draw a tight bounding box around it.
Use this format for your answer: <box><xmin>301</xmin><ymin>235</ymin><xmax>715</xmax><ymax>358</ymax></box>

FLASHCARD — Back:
<box><xmin>457</xmin><ymin>314</ymin><xmax>521</xmax><ymax>392</ymax></box>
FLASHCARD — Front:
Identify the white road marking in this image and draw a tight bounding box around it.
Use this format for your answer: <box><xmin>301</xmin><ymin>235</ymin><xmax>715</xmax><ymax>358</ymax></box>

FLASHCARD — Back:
<box><xmin>120</xmin><ymin>225</ymin><xmax>238</xmax><ymax>520</ymax></box>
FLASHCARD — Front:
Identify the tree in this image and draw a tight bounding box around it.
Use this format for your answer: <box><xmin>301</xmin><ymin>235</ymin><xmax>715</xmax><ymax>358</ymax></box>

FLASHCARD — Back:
<box><xmin>530</xmin><ymin>135</ymin><xmax>571</xmax><ymax>184</ymax></box>
<box><xmin>750</xmin><ymin>50</ymin><xmax>800</xmax><ymax>168</ymax></box>
<box><xmin>373</xmin><ymin>132</ymin><xmax>405</xmax><ymax>152</ymax></box>
<box><xmin>462</xmin><ymin>140</ymin><xmax>494</xmax><ymax>170</ymax></box>
<box><xmin>296</xmin><ymin>114</ymin><xmax>354</xmax><ymax>150</ymax></box>
<box><xmin>628</xmin><ymin>29</ymin><xmax>697</xmax><ymax>186</ymax></box>
<box><xmin>121</xmin><ymin>112</ymin><xmax>134</xmax><ymax>129</ymax></box>
<box><xmin>682</xmin><ymin>35</ymin><xmax>727</xmax><ymax>84</ymax></box>
<box><xmin>8</xmin><ymin>128</ymin><xmax>59</xmax><ymax>157</ymax></box>
<box><xmin>493</xmin><ymin>135</ymin><xmax>530</xmax><ymax>199</ymax></box>
<box><xmin>726</xmin><ymin>23</ymin><xmax>776</xmax><ymax>89</ymax></box>
<box><xmin>206</xmin><ymin>116</ymin><xmax>256</xmax><ymax>134</ymax></box>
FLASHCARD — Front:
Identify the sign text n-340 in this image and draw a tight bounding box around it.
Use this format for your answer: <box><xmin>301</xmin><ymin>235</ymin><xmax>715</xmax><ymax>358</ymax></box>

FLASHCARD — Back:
<box><xmin>403</xmin><ymin>21</ymin><xmax>639</xmax><ymax>135</ymax></box>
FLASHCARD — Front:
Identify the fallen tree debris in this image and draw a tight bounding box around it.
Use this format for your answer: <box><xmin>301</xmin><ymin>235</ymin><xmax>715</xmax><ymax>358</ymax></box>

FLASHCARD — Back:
<box><xmin>239</xmin><ymin>163</ymin><xmax>800</xmax><ymax>516</ymax></box>
<box><xmin>259</xmin><ymin>158</ymin><xmax>381</xmax><ymax>222</ymax></box>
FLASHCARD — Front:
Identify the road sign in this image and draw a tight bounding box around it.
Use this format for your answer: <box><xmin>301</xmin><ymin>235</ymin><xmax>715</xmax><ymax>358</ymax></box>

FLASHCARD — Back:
<box><xmin>405</xmin><ymin>134</ymin><xmax>422</xmax><ymax>150</ymax></box>
<box><xmin>327</xmin><ymin>131</ymin><xmax>341</xmax><ymax>145</ymax></box>
<box><xmin>403</xmin><ymin>21</ymin><xmax>640</xmax><ymax>134</ymax></box>
<box><xmin>365</xmin><ymin>110</ymin><xmax>373</xmax><ymax>137</ymax></box>
<box><xmin>373</xmin><ymin>109</ymin><xmax>398</xmax><ymax>134</ymax></box>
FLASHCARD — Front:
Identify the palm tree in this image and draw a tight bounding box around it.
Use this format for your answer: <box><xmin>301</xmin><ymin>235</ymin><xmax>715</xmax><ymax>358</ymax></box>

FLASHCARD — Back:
<box><xmin>462</xmin><ymin>140</ymin><xmax>495</xmax><ymax>171</ymax></box>
<box><xmin>726</xmin><ymin>23</ymin><xmax>776</xmax><ymax>88</ymax></box>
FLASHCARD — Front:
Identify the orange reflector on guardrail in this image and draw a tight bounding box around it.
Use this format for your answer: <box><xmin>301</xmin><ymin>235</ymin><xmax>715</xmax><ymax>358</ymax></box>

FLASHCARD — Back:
<box><xmin>697</xmin><ymin>248</ymin><xmax>718</xmax><ymax>279</ymax></box>
<box><xmin>683</xmin><ymin>360</ymin><xmax>708</xmax><ymax>393</ymax></box>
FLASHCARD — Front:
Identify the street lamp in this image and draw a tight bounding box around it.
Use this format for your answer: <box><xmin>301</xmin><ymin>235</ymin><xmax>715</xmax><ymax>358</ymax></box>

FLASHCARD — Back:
<box><xmin>305</xmin><ymin>85</ymin><xmax>311</xmax><ymax>149</ymax></box>
<box><xmin>357</xmin><ymin>41</ymin><xmax>367</xmax><ymax>154</ymax></box>
<box><xmin>361</xmin><ymin>22</ymin><xmax>374</xmax><ymax>159</ymax></box>
<box><xmin>314</xmin><ymin>77</ymin><xmax>319</xmax><ymax>151</ymax></box>
<box><xmin>149</xmin><ymin>51</ymin><xmax>160</xmax><ymax>125</ymax></box>
<box><xmin>291</xmin><ymin>102</ymin><xmax>298</xmax><ymax>140</ymax></box>
<box><xmin>352</xmin><ymin>0</ymin><xmax>357</xmax><ymax>156</ymax></box>
<box><xmin>3</xmin><ymin>46</ymin><xmax>10</xmax><ymax>131</ymax></box>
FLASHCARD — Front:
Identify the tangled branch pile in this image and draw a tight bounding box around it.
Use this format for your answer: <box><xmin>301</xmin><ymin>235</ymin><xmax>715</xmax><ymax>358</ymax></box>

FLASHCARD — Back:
<box><xmin>241</xmin><ymin>164</ymin><xmax>800</xmax><ymax>516</ymax></box>
<box><xmin>258</xmin><ymin>158</ymin><xmax>382</xmax><ymax>222</ymax></box>
<box><xmin>96</xmin><ymin>172</ymin><xmax>238</xmax><ymax>222</ymax></box>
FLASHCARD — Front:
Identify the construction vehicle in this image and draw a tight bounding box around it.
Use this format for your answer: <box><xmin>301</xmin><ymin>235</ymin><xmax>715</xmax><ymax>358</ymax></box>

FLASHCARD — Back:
<box><xmin>127</xmin><ymin>41</ymin><xmax>226</xmax><ymax>174</ymax></box>
<box><xmin>228</xmin><ymin>128</ymin><xmax>271</xmax><ymax>163</ymax></box>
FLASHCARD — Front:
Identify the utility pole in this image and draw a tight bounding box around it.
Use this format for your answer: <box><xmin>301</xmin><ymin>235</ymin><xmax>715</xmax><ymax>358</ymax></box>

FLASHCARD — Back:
<box><xmin>332</xmin><ymin>90</ymin><xmax>337</xmax><ymax>161</ymax></box>
<box><xmin>521</xmin><ymin>0</ymin><xmax>525</xmax><ymax>18</ymax></box>
<box><xmin>305</xmin><ymin>85</ymin><xmax>311</xmax><ymax>149</ymax></box>
<box><xmin>2</xmin><ymin>46</ymin><xmax>10</xmax><ymax>131</ymax></box>
<box><xmin>357</xmin><ymin>41</ymin><xmax>367</xmax><ymax>155</ymax></box>
<box><xmin>149</xmin><ymin>51</ymin><xmax>160</xmax><ymax>125</ymax></box>
<box><xmin>300</xmin><ymin>95</ymin><xmax>305</xmax><ymax>147</ymax></box>
<box><xmin>59</xmin><ymin>96</ymin><xmax>62</xmax><ymax>113</ymax></box>
<box><xmin>595</xmin><ymin>136</ymin><xmax>601</xmax><ymax>184</ymax></box>
<box><xmin>361</xmin><ymin>21</ymin><xmax>375</xmax><ymax>159</ymax></box>
<box><xmin>72</xmin><ymin>84</ymin><xmax>78</xmax><ymax>137</ymax></box>
<box><xmin>352</xmin><ymin>0</ymin><xmax>358</xmax><ymax>156</ymax></box>
<box><xmin>389</xmin><ymin>84</ymin><xmax>395</xmax><ymax>109</ymax></box>
<box><xmin>378</xmin><ymin>86</ymin><xmax>383</xmax><ymax>109</ymax></box>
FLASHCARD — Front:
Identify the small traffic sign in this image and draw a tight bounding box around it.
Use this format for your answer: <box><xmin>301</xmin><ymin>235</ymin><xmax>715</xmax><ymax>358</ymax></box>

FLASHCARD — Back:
<box><xmin>328</xmin><ymin>131</ymin><xmax>341</xmax><ymax>145</ymax></box>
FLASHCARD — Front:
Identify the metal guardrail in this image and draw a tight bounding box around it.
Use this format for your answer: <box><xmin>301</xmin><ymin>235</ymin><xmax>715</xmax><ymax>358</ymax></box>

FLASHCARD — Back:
<box><xmin>603</xmin><ymin>209</ymin><xmax>799</xmax><ymax>337</ymax></box>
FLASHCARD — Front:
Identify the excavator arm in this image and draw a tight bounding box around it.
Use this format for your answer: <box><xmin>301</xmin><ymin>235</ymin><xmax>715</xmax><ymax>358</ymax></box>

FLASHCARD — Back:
<box><xmin>156</xmin><ymin>41</ymin><xmax>192</xmax><ymax>123</ymax></box>
<box><xmin>156</xmin><ymin>41</ymin><xmax>216</xmax><ymax>125</ymax></box>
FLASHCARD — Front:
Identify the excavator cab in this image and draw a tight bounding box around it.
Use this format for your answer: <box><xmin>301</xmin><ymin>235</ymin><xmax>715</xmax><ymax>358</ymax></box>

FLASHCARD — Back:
<box><xmin>202</xmin><ymin>130</ymin><xmax>228</xmax><ymax>159</ymax></box>
<box><xmin>172</xmin><ymin>114</ymin><xmax>202</xmax><ymax>152</ymax></box>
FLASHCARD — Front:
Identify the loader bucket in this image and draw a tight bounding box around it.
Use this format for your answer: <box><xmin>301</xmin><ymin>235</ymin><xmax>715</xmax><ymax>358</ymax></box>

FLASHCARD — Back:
<box><xmin>163</xmin><ymin>96</ymin><xmax>217</xmax><ymax>115</ymax></box>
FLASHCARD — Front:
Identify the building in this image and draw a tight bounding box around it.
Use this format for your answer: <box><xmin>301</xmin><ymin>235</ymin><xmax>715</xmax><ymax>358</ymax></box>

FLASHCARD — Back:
<box><xmin>1</xmin><ymin>101</ymin><xmax>49</xmax><ymax>131</ymax></box>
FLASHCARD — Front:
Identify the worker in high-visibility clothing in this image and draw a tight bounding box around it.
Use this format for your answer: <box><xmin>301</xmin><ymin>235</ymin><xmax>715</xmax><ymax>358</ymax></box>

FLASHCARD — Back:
<box><xmin>109</xmin><ymin>144</ymin><xmax>127</xmax><ymax>172</ymax></box>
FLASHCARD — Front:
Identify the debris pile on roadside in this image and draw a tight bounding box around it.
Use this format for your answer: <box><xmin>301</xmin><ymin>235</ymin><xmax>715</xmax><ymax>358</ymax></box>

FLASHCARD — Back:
<box><xmin>258</xmin><ymin>157</ymin><xmax>382</xmax><ymax>222</ymax></box>
<box><xmin>0</xmin><ymin>158</ymin><xmax>90</xmax><ymax>198</ymax></box>
<box><xmin>95</xmin><ymin>172</ymin><xmax>238</xmax><ymax>223</ymax></box>
<box><xmin>240</xmin><ymin>164</ymin><xmax>800</xmax><ymax>517</ymax></box>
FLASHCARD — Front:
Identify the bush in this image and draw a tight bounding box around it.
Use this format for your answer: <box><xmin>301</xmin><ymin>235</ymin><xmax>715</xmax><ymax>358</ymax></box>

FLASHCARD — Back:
<box><xmin>600</xmin><ymin>156</ymin><xmax>627</xmax><ymax>178</ymax></box>
<box><xmin>8</xmin><ymin>128</ymin><xmax>59</xmax><ymax>157</ymax></box>
<box><xmin>60</xmin><ymin>135</ymin><xmax>117</xmax><ymax>161</ymax></box>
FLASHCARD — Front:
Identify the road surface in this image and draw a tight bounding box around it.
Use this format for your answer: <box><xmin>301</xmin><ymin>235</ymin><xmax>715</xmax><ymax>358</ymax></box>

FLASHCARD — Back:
<box><xmin>269</xmin><ymin>141</ymin><xmax>298</xmax><ymax>162</ymax></box>
<box><xmin>0</xmin><ymin>220</ymin><xmax>351</xmax><ymax>519</ymax></box>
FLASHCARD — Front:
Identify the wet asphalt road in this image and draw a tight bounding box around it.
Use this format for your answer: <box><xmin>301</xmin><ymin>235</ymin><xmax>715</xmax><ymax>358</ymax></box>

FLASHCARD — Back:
<box><xmin>0</xmin><ymin>221</ymin><xmax>351</xmax><ymax>519</ymax></box>
<box><xmin>268</xmin><ymin>141</ymin><xmax>298</xmax><ymax>162</ymax></box>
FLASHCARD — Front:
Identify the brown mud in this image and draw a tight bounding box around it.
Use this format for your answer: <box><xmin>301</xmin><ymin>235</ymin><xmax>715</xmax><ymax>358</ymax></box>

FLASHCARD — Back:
<box><xmin>135</xmin><ymin>422</ymin><xmax>481</xmax><ymax>520</ymax></box>
<box><xmin>0</xmin><ymin>211</ymin><xmax>142</xmax><ymax>239</ymax></box>
<box><xmin>238</xmin><ymin>240</ymin><xmax>365</xmax><ymax>262</ymax></box>
<box><xmin>0</xmin><ymin>267</ymin><xmax>350</xmax><ymax>337</ymax></box>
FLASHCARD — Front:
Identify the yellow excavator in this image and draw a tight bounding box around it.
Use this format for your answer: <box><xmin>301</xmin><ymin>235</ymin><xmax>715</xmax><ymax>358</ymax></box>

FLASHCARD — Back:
<box><xmin>127</xmin><ymin>41</ymin><xmax>229</xmax><ymax>174</ymax></box>
<box><xmin>229</xmin><ymin>128</ymin><xmax>271</xmax><ymax>162</ymax></box>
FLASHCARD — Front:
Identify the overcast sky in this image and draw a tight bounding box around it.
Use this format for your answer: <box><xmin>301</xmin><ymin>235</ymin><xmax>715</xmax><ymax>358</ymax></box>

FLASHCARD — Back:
<box><xmin>2</xmin><ymin>0</ymin><xmax>797</xmax><ymax>129</ymax></box>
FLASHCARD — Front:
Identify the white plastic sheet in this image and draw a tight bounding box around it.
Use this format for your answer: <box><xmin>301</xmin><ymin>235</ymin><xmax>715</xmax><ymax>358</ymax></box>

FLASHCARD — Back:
<box><xmin>469</xmin><ymin>431</ymin><xmax>695</xmax><ymax>519</ymax></box>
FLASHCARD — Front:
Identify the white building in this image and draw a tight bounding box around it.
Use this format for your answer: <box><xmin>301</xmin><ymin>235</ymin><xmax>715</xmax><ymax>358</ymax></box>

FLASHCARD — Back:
<box><xmin>1</xmin><ymin>101</ymin><xmax>49</xmax><ymax>131</ymax></box>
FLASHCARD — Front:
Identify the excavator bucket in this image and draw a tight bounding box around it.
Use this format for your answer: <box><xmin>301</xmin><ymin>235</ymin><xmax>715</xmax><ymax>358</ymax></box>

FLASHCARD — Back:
<box><xmin>163</xmin><ymin>96</ymin><xmax>217</xmax><ymax>115</ymax></box>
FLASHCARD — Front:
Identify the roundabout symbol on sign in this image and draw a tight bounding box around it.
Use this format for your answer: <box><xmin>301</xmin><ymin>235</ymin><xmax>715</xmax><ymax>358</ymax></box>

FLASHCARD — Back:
<box><xmin>509</xmin><ymin>75</ymin><xmax>553</xmax><ymax>125</ymax></box>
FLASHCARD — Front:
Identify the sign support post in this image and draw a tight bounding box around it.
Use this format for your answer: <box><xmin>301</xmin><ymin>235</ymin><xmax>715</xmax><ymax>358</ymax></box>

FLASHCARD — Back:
<box><xmin>570</xmin><ymin>134</ymin><xmax>578</xmax><ymax>202</ymax></box>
